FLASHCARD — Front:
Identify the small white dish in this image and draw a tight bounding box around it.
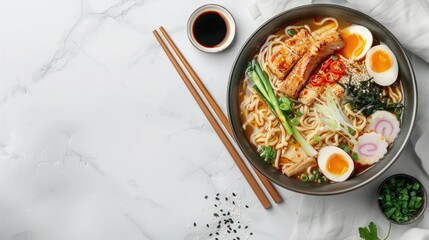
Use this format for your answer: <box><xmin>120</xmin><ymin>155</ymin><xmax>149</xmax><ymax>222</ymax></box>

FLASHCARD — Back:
<box><xmin>187</xmin><ymin>4</ymin><xmax>236</xmax><ymax>53</ymax></box>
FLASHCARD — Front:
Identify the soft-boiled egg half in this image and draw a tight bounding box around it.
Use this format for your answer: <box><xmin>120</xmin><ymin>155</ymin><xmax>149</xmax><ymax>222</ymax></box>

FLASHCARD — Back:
<box><xmin>317</xmin><ymin>146</ymin><xmax>354</xmax><ymax>182</ymax></box>
<box><xmin>365</xmin><ymin>44</ymin><xmax>399</xmax><ymax>86</ymax></box>
<box><xmin>340</xmin><ymin>25</ymin><xmax>373</xmax><ymax>61</ymax></box>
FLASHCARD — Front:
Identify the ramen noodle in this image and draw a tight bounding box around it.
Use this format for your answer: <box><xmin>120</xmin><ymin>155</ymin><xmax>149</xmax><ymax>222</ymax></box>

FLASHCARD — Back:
<box><xmin>239</xmin><ymin>17</ymin><xmax>403</xmax><ymax>183</ymax></box>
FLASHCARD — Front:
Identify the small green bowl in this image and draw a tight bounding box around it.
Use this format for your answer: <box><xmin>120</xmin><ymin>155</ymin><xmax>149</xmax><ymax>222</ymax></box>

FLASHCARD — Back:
<box><xmin>377</xmin><ymin>174</ymin><xmax>427</xmax><ymax>224</ymax></box>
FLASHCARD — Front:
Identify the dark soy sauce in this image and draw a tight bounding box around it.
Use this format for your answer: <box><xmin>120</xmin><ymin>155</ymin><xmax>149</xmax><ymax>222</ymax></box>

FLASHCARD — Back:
<box><xmin>192</xmin><ymin>11</ymin><xmax>227</xmax><ymax>48</ymax></box>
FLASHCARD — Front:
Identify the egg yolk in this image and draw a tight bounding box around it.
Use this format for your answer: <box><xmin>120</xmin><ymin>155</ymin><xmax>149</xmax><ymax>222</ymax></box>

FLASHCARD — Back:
<box><xmin>341</xmin><ymin>33</ymin><xmax>366</xmax><ymax>59</ymax></box>
<box><xmin>370</xmin><ymin>50</ymin><xmax>393</xmax><ymax>73</ymax></box>
<box><xmin>326</xmin><ymin>153</ymin><xmax>349</xmax><ymax>175</ymax></box>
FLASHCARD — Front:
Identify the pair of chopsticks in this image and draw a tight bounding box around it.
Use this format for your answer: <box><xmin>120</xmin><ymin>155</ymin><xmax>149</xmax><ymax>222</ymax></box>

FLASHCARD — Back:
<box><xmin>153</xmin><ymin>26</ymin><xmax>282</xmax><ymax>209</ymax></box>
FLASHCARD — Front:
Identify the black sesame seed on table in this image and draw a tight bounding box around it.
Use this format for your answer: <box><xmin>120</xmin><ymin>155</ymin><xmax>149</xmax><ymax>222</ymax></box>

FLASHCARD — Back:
<box><xmin>209</xmin><ymin>233</ymin><xmax>212</xmax><ymax>236</ymax></box>
<box><xmin>206</xmin><ymin>224</ymin><xmax>209</xmax><ymax>228</ymax></box>
<box><xmin>245</xmin><ymin>205</ymin><xmax>249</xmax><ymax>208</ymax></box>
<box><xmin>205</xmin><ymin>195</ymin><xmax>208</xmax><ymax>199</ymax></box>
<box><xmin>193</xmin><ymin>222</ymin><xmax>196</xmax><ymax>227</ymax></box>
<box><xmin>216</xmin><ymin>232</ymin><xmax>219</xmax><ymax>235</ymax></box>
<box><xmin>217</xmin><ymin>225</ymin><xmax>221</xmax><ymax>229</ymax></box>
<box><xmin>225</xmin><ymin>197</ymin><xmax>228</xmax><ymax>201</ymax></box>
<box><xmin>232</xmin><ymin>201</ymin><xmax>235</xmax><ymax>205</ymax></box>
<box><xmin>234</xmin><ymin>229</ymin><xmax>237</xmax><ymax>233</ymax></box>
<box><xmin>214</xmin><ymin>204</ymin><xmax>217</xmax><ymax>207</ymax></box>
<box><xmin>233</xmin><ymin>193</ymin><xmax>236</xmax><ymax>197</ymax></box>
<box><xmin>216</xmin><ymin>197</ymin><xmax>219</xmax><ymax>200</ymax></box>
<box><xmin>250</xmin><ymin>232</ymin><xmax>253</xmax><ymax>235</ymax></box>
<box><xmin>216</xmin><ymin>193</ymin><xmax>219</xmax><ymax>196</ymax></box>
<box><xmin>245</xmin><ymin>226</ymin><xmax>248</xmax><ymax>229</ymax></box>
<box><xmin>220</xmin><ymin>209</ymin><xmax>223</xmax><ymax>212</ymax></box>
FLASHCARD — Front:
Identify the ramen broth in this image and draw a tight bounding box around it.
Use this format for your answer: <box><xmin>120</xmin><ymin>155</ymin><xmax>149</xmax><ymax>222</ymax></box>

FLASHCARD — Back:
<box><xmin>238</xmin><ymin>16</ymin><xmax>403</xmax><ymax>183</ymax></box>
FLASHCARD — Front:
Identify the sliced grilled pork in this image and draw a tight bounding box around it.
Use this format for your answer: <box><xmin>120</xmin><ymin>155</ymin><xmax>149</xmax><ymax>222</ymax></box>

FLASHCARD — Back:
<box><xmin>298</xmin><ymin>82</ymin><xmax>345</xmax><ymax>106</ymax></box>
<box><xmin>284</xmin><ymin>29</ymin><xmax>314</xmax><ymax>56</ymax></box>
<box><xmin>267</xmin><ymin>29</ymin><xmax>314</xmax><ymax>80</ymax></box>
<box><xmin>268</xmin><ymin>48</ymin><xmax>300</xmax><ymax>80</ymax></box>
<box><xmin>279</xmin><ymin>31</ymin><xmax>345</xmax><ymax>99</ymax></box>
<box><xmin>298</xmin><ymin>85</ymin><xmax>324</xmax><ymax>106</ymax></box>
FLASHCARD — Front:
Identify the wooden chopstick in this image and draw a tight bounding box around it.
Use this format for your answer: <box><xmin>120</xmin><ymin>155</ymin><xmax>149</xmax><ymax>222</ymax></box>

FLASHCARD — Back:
<box><xmin>159</xmin><ymin>26</ymin><xmax>282</xmax><ymax>204</ymax></box>
<box><xmin>153</xmin><ymin>29</ymin><xmax>271</xmax><ymax>209</ymax></box>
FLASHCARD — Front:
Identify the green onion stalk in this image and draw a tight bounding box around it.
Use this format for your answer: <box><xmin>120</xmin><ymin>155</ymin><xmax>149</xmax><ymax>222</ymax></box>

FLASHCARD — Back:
<box><xmin>246</xmin><ymin>60</ymin><xmax>317</xmax><ymax>157</ymax></box>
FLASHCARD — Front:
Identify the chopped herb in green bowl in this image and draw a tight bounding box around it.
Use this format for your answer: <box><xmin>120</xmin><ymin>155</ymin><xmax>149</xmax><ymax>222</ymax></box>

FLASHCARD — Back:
<box><xmin>377</xmin><ymin>174</ymin><xmax>427</xmax><ymax>224</ymax></box>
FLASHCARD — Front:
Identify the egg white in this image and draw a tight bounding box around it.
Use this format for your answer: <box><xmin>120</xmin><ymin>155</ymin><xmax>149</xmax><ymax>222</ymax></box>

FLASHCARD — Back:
<box><xmin>341</xmin><ymin>25</ymin><xmax>373</xmax><ymax>61</ymax></box>
<box><xmin>365</xmin><ymin>44</ymin><xmax>399</xmax><ymax>86</ymax></box>
<box><xmin>317</xmin><ymin>146</ymin><xmax>354</xmax><ymax>182</ymax></box>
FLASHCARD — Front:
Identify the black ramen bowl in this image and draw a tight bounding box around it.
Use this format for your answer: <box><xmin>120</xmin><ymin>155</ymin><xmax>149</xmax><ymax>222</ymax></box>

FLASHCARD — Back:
<box><xmin>227</xmin><ymin>4</ymin><xmax>417</xmax><ymax>195</ymax></box>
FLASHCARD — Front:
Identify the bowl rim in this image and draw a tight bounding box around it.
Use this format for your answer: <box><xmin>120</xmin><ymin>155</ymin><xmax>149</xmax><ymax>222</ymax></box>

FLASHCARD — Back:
<box><xmin>377</xmin><ymin>173</ymin><xmax>427</xmax><ymax>224</ymax></box>
<box><xmin>226</xmin><ymin>3</ymin><xmax>418</xmax><ymax>195</ymax></box>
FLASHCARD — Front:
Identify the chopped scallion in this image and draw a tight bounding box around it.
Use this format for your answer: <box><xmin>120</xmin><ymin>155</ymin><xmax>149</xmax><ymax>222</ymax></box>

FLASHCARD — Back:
<box><xmin>286</xmin><ymin>29</ymin><xmax>296</xmax><ymax>37</ymax></box>
<box><xmin>257</xmin><ymin>145</ymin><xmax>276</xmax><ymax>164</ymax></box>
<box><xmin>351</xmin><ymin>152</ymin><xmax>359</xmax><ymax>161</ymax></box>
<box><xmin>291</xmin><ymin>118</ymin><xmax>299</xmax><ymax>126</ymax></box>
<box><xmin>343</xmin><ymin>145</ymin><xmax>351</xmax><ymax>153</ymax></box>
<box><xmin>321</xmin><ymin>176</ymin><xmax>328</xmax><ymax>183</ymax></box>
<box><xmin>379</xmin><ymin>176</ymin><xmax>425</xmax><ymax>223</ymax></box>
<box><xmin>313</xmin><ymin>135</ymin><xmax>321</xmax><ymax>143</ymax></box>
<box><xmin>279</xmin><ymin>103</ymin><xmax>289</xmax><ymax>111</ymax></box>
<box><xmin>300</xmin><ymin>174</ymin><xmax>309</xmax><ymax>182</ymax></box>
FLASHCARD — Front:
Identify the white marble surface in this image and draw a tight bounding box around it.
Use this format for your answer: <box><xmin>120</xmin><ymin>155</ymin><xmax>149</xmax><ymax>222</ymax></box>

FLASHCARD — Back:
<box><xmin>0</xmin><ymin>0</ymin><xmax>428</xmax><ymax>239</ymax></box>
